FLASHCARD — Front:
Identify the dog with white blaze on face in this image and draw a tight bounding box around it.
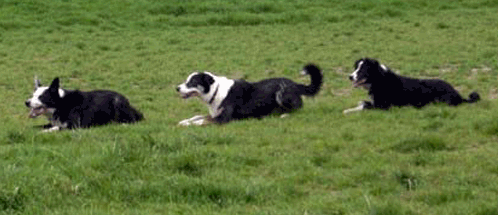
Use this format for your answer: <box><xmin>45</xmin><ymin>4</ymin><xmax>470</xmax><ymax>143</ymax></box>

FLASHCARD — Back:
<box><xmin>344</xmin><ymin>58</ymin><xmax>480</xmax><ymax>114</ymax></box>
<box><xmin>25</xmin><ymin>77</ymin><xmax>143</xmax><ymax>132</ymax></box>
<box><xmin>176</xmin><ymin>64</ymin><xmax>323</xmax><ymax>126</ymax></box>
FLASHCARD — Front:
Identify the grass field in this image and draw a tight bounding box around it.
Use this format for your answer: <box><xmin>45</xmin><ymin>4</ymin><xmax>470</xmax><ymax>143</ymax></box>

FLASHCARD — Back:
<box><xmin>1</xmin><ymin>0</ymin><xmax>498</xmax><ymax>214</ymax></box>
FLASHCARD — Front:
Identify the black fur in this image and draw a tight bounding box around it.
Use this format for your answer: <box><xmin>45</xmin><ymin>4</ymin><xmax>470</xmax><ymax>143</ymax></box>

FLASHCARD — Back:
<box><xmin>214</xmin><ymin>64</ymin><xmax>322</xmax><ymax>124</ymax></box>
<box><xmin>350</xmin><ymin>58</ymin><xmax>480</xmax><ymax>110</ymax></box>
<box><xmin>186</xmin><ymin>73</ymin><xmax>215</xmax><ymax>94</ymax></box>
<box><xmin>39</xmin><ymin>78</ymin><xmax>143</xmax><ymax>130</ymax></box>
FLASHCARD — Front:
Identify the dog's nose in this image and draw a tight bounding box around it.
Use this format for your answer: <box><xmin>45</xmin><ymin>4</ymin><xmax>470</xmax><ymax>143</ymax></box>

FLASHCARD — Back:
<box><xmin>25</xmin><ymin>100</ymin><xmax>30</xmax><ymax>107</ymax></box>
<box><xmin>349</xmin><ymin>76</ymin><xmax>353</xmax><ymax>81</ymax></box>
<box><xmin>176</xmin><ymin>87</ymin><xmax>180</xmax><ymax>92</ymax></box>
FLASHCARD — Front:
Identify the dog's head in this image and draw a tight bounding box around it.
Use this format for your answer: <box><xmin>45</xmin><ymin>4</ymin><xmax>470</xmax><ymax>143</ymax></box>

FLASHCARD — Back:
<box><xmin>25</xmin><ymin>77</ymin><xmax>65</xmax><ymax>118</ymax></box>
<box><xmin>176</xmin><ymin>72</ymin><xmax>216</xmax><ymax>100</ymax></box>
<box><xmin>349</xmin><ymin>58</ymin><xmax>388</xmax><ymax>89</ymax></box>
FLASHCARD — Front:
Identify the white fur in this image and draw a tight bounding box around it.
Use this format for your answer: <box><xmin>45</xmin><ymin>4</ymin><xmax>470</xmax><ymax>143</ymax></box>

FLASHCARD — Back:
<box><xmin>343</xmin><ymin>101</ymin><xmax>366</xmax><ymax>114</ymax></box>
<box><xmin>178</xmin><ymin>115</ymin><xmax>206</xmax><ymax>126</ymax></box>
<box><xmin>202</xmin><ymin>72</ymin><xmax>234</xmax><ymax>117</ymax></box>
<box><xmin>350</xmin><ymin>60</ymin><xmax>364</xmax><ymax>81</ymax></box>
<box><xmin>177</xmin><ymin>72</ymin><xmax>234</xmax><ymax>126</ymax></box>
<box><xmin>380</xmin><ymin>64</ymin><xmax>387</xmax><ymax>71</ymax></box>
<box><xmin>27</xmin><ymin>87</ymin><xmax>65</xmax><ymax>109</ymax></box>
<box><xmin>41</xmin><ymin>121</ymin><xmax>68</xmax><ymax>133</ymax></box>
<box><xmin>26</xmin><ymin>86</ymin><xmax>66</xmax><ymax>119</ymax></box>
<box><xmin>177</xmin><ymin>72</ymin><xmax>201</xmax><ymax>98</ymax></box>
<box><xmin>42</xmin><ymin>126</ymin><xmax>60</xmax><ymax>133</ymax></box>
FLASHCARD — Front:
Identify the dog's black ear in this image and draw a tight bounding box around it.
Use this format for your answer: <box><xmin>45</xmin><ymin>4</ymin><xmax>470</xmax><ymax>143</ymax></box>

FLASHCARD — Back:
<box><xmin>34</xmin><ymin>76</ymin><xmax>41</xmax><ymax>89</ymax></box>
<box><xmin>201</xmin><ymin>74</ymin><xmax>215</xmax><ymax>93</ymax></box>
<box><xmin>371</xmin><ymin>59</ymin><xmax>380</xmax><ymax>67</ymax></box>
<box><xmin>49</xmin><ymin>77</ymin><xmax>60</xmax><ymax>89</ymax></box>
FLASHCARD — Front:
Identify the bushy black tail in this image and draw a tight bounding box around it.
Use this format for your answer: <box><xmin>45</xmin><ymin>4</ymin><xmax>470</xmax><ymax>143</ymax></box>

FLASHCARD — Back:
<box><xmin>465</xmin><ymin>91</ymin><xmax>480</xmax><ymax>103</ymax></box>
<box><xmin>299</xmin><ymin>64</ymin><xmax>323</xmax><ymax>96</ymax></box>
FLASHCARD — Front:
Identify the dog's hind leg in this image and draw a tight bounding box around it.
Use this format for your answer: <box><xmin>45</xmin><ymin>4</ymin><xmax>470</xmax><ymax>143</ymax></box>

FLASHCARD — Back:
<box><xmin>279</xmin><ymin>94</ymin><xmax>303</xmax><ymax>112</ymax></box>
<box><xmin>440</xmin><ymin>94</ymin><xmax>464</xmax><ymax>106</ymax></box>
<box><xmin>276</xmin><ymin>85</ymin><xmax>303</xmax><ymax>112</ymax></box>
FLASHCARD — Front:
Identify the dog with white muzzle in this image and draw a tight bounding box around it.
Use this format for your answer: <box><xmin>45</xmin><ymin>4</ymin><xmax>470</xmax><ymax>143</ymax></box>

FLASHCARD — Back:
<box><xmin>25</xmin><ymin>77</ymin><xmax>143</xmax><ymax>132</ymax></box>
<box><xmin>176</xmin><ymin>64</ymin><xmax>323</xmax><ymax>126</ymax></box>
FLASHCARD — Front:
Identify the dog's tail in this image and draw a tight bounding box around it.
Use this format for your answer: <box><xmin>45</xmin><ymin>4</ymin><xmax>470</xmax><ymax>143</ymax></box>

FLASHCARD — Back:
<box><xmin>299</xmin><ymin>64</ymin><xmax>323</xmax><ymax>96</ymax></box>
<box><xmin>465</xmin><ymin>91</ymin><xmax>480</xmax><ymax>103</ymax></box>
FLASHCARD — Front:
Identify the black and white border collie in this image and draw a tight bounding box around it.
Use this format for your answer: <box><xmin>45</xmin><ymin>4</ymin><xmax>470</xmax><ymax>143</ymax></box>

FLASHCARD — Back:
<box><xmin>344</xmin><ymin>58</ymin><xmax>480</xmax><ymax>114</ymax></box>
<box><xmin>25</xmin><ymin>77</ymin><xmax>143</xmax><ymax>132</ymax></box>
<box><xmin>176</xmin><ymin>64</ymin><xmax>323</xmax><ymax>126</ymax></box>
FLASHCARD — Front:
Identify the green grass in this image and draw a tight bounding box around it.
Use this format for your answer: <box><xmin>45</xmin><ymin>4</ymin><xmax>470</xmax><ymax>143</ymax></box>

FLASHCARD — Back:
<box><xmin>1</xmin><ymin>0</ymin><xmax>498</xmax><ymax>214</ymax></box>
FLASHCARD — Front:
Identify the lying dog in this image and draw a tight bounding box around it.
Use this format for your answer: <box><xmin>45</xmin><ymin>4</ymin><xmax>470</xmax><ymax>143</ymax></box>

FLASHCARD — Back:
<box><xmin>176</xmin><ymin>64</ymin><xmax>323</xmax><ymax>126</ymax></box>
<box><xmin>25</xmin><ymin>77</ymin><xmax>143</xmax><ymax>132</ymax></box>
<box><xmin>344</xmin><ymin>58</ymin><xmax>480</xmax><ymax>114</ymax></box>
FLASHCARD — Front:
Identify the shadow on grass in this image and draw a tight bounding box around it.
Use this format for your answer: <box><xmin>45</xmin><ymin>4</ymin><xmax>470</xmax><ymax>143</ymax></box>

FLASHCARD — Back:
<box><xmin>369</xmin><ymin>201</ymin><xmax>417</xmax><ymax>215</ymax></box>
<box><xmin>0</xmin><ymin>189</ymin><xmax>25</xmax><ymax>213</ymax></box>
<box><xmin>474</xmin><ymin>118</ymin><xmax>498</xmax><ymax>136</ymax></box>
<box><xmin>391</xmin><ymin>136</ymin><xmax>451</xmax><ymax>153</ymax></box>
<box><xmin>418</xmin><ymin>188</ymin><xmax>474</xmax><ymax>206</ymax></box>
<box><xmin>117</xmin><ymin>180</ymin><xmax>304</xmax><ymax>208</ymax></box>
<box><xmin>477</xmin><ymin>206</ymin><xmax>498</xmax><ymax>215</ymax></box>
<box><xmin>4</xmin><ymin>131</ymin><xmax>26</xmax><ymax>144</ymax></box>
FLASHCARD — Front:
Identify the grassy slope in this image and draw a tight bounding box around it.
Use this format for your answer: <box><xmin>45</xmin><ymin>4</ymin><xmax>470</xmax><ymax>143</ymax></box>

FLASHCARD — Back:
<box><xmin>1</xmin><ymin>0</ymin><xmax>498</xmax><ymax>214</ymax></box>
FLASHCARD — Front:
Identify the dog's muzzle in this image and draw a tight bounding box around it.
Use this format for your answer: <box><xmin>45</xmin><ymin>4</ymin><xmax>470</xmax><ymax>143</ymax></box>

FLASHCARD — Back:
<box><xmin>29</xmin><ymin>106</ymin><xmax>48</xmax><ymax>118</ymax></box>
<box><xmin>181</xmin><ymin>91</ymin><xmax>199</xmax><ymax>99</ymax></box>
<box><xmin>177</xmin><ymin>84</ymin><xmax>200</xmax><ymax>99</ymax></box>
<box><xmin>351</xmin><ymin>78</ymin><xmax>367</xmax><ymax>88</ymax></box>
<box><xmin>26</xmin><ymin>100</ymin><xmax>48</xmax><ymax>118</ymax></box>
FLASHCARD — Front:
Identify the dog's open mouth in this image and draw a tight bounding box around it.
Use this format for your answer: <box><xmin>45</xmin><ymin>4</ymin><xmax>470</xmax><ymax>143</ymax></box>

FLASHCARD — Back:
<box><xmin>181</xmin><ymin>92</ymin><xmax>199</xmax><ymax>99</ymax></box>
<box><xmin>352</xmin><ymin>79</ymin><xmax>367</xmax><ymax>88</ymax></box>
<box><xmin>29</xmin><ymin>106</ymin><xmax>47</xmax><ymax>118</ymax></box>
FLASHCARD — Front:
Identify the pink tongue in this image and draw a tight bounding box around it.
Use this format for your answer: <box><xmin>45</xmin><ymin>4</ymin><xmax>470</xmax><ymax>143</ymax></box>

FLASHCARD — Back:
<box><xmin>29</xmin><ymin>107</ymin><xmax>46</xmax><ymax>118</ymax></box>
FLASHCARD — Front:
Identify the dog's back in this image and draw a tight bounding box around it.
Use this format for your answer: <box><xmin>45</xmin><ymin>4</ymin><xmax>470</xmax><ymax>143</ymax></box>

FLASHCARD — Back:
<box><xmin>372</xmin><ymin>70</ymin><xmax>479</xmax><ymax>108</ymax></box>
<box><xmin>55</xmin><ymin>90</ymin><xmax>143</xmax><ymax>128</ymax></box>
<box><xmin>221</xmin><ymin>65</ymin><xmax>323</xmax><ymax>120</ymax></box>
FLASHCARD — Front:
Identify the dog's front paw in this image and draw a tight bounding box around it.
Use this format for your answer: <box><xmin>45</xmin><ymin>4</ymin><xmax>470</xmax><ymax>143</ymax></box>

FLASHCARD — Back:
<box><xmin>178</xmin><ymin>119</ymin><xmax>192</xmax><ymax>126</ymax></box>
<box><xmin>179</xmin><ymin>115</ymin><xmax>207</xmax><ymax>127</ymax></box>
<box><xmin>191</xmin><ymin>118</ymin><xmax>206</xmax><ymax>126</ymax></box>
<box><xmin>343</xmin><ymin>101</ymin><xmax>367</xmax><ymax>114</ymax></box>
<box><xmin>41</xmin><ymin>126</ymin><xmax>60</xmax><ymax>133</ymax></box>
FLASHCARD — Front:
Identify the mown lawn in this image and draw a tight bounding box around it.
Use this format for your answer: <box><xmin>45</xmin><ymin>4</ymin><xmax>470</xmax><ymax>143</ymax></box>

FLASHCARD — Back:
<box><xmin>1</xmin><ymin>0</ymin><xmax>498</xmax><ymax>214</ymax></box>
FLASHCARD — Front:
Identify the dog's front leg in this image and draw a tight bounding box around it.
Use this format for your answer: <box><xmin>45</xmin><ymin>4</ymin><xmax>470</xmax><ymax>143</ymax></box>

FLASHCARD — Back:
<box><xmin>178</xmin><ymin>115</ymin><xmax>206</xmax><ymax>126</ymax></box>
<box><xmin>41</xmin><ymin>126</ymin><xmax>61</xmax><ymax>133</ymax></box>
<box><xmin>343</xmin><ymin>101</ymin><xmax>373</xmax><ymax>114</ymax></box>
<box><xmin>212</xmin><ymin>106</ymin><xmax>233</xmax><ymax>124</ymax></box>
<box><xmin>41</xmin><ymin>121</ymin><xmax>69</xmax><ymax>133</ymax></box>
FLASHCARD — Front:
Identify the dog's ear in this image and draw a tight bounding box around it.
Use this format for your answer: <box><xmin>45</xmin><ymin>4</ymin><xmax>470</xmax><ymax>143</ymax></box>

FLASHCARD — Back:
<box><xmin>34</xmin><ymin>76</ymin><xmax>41</xmax><ymax>89</ymax></box>
<box><xmin>201</xmin><ymin>74</ymin><xmax>215</xmax><ymax>93</ymax></box>
<box><xmin>370</xmin><ymin>59</ymin><xmax>380</xmax><ymax>67</ymax></box>
<box><xmin>49</xmin><ymin>77</ymin><xmax>60</xmax><ymax>90</ymax></box>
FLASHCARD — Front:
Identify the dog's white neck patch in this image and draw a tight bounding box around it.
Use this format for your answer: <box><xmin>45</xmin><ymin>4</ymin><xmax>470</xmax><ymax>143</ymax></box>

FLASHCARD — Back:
<box><xmin>202</xmin><ymin>74</ymin><xmax>234</xmax><ymax>117</ymax></box>
<box><xmin>351</xmin><ymin>60</ymin><xmax>364</xmax><ymax>81</ymax></box>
